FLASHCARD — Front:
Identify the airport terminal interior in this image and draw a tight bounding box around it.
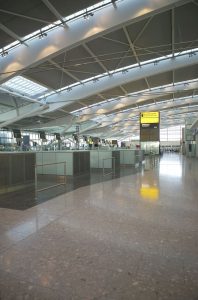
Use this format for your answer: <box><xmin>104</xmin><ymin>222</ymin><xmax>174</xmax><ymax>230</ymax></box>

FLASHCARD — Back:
<box><xmin>0</xmin><ymin>0</ymin><xmax>198</xmax><ymax>299</ymax></box>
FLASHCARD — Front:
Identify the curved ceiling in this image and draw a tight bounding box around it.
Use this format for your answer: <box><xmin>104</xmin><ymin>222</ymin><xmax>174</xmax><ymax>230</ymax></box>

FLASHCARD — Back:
<box><xmin>0</xmin><ymin>0</ymin><xmax>198</xmax><ymax>138</ymax></box>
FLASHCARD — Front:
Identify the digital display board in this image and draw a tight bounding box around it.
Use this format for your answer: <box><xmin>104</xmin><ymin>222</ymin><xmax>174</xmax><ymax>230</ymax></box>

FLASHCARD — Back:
<box><xmin>39</xmin><ymin>131</ymin><xmax>46</xmax><ymax>139</ymax></box>
<box><xmin>13</xmin><ymin>129</ymin><xmax>21</xmax><ymax>138</ymax></box>
<box><xmin>140</xmin><ymin>112</ymin><xmax>159</xmax><ymax>124</ymax></box>
<box><xmin>55</xmin><ymin>133</ymin><xmax>61</xmax><ymax>140</ymax></box>
<box><xmin>140</xmin><ymin>123</ymin><xmax>159</xmax><ymax>141</ymax></box>
<box><xmin>112</xmin><ymin>140</ymin><xmax>118</xmax><ymax>145</ymax></box>
<box><xmin>140</xmin><ymin>112</ymin><xmax>160</xmax><ymax>142</ymax></box>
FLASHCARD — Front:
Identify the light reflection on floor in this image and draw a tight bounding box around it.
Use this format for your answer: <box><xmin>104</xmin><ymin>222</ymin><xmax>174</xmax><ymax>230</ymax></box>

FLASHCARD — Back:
<box><xmin>159</xmin><ymin>154</ymin><xmax>182</xmax><ymax>178</ymax></box>
<box><xmin>0</xmin><ymin>153</ymin><xmax>198</xmax><ymax>299</ymax></box>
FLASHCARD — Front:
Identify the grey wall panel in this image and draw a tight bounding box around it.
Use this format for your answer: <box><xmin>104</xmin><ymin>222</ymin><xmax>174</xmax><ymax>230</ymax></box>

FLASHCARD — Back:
<box><xmin>25</xmin><ymin>154</ymin><xmax>36</xmax><ymax>181</ymax></box>
<box><xmin>112</xmin><ymin>151</ymin><xmax>120</xmax><ymax>169</ymax></box>
<box><xmin>73</xmin><ymin>152</ymin><xmax>80</xmax><ymax>175</ymax></box>
<box><xmin>11</xmin><ymin>155</ymin><xmax>25</xmax><ymax>184</ymax></box>
<box><xmin>0</xmin><ymin>154</ymin><xmax>9</xmax><ymax>188</ymax></box>
<box><xmin>0</xmin><ymin>153</ymin><xmax>35</xmax><ymax>191</ymax></box>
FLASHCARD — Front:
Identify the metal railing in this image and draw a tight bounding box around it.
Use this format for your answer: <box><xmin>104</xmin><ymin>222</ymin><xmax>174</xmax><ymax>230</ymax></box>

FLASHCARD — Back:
<box><xmin>102</xmin><ymin>157</ymin><xmax>115</xmax><ymax>176</ymax></box>
<box><xmin>35</xmin><ymin>162</ymin><xmax>66</xmax><ymax>198</ymax></box>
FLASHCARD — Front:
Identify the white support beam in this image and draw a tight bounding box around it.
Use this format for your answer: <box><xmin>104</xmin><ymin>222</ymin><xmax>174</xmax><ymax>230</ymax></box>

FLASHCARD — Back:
<box><xmin>83</xmin><ymin>43</ymin><xmax>108</xmax><ymax>72</ymax></box>
<box><xmin>0</xmin><ymin>0</ymin><xmax>185</xmax><ymax>83</ymax></box>
<box><xmin>49</xmin><ymin>58</ymin><xmax>79</xmax><ymax>81</ymax></box>
<box><xmin>133</xmin><ymin>17</ymin><xmax>153</xmax><ymax>44</ymax></box>
<box><xmin>79</xmin><ymin>122</ymin><xmax>101</xmax><ymax>134</ymax></box>
<box><xmin>171</xmin><ymin>8</ymin><xmax>175</xmax><ymax>56</ymax></box>
<box><xmin>41</xmin><ymin>0</ymin><xmax>65</xmax><ymax>24</ymax></box>
<box><xmin>48</xmin><ymin>59</ymin><xmax>88</xmax><ymax>108</ymax></box>
<box><xmin>92</xmin><ymin>95</ymin><xmax>198</xmax><ymax>125</ymax></box>
<box><xmin>190</xmin><ymin>118</ymin><xmax>198</xmax><ymax>129</ymax></box>
<box><xmin>0</xmin><ymin>87</ymin><xmax>43</xmax><ymax>104</ymax></box>
<box><xmin>123</xmin><ymin>26</ymin><xmax>140</xmax><ymax>64</ymax></box>
<box><xmin>0</xmin><ymin>8</ymin><xmax>51</xmax><ymax>24</ymax></box>
<box><xmin>45</xmin><ymin>52</ymin><xmax>198</xmax><ymax>111</ymax></box>
<box><xmin>78</xmin><ymin>81</ymin><xmax>198</xmax><ymax>119</ymax></box>
<box><xmin>0</xmin><ymin>104</ymin><xmax>48</xmax><ymax>127</ymax></box>
<box><xmin>22</xmin><ymin>114</ymin><xmax>75</xmax><ymax>130</ymax></box>
<box><xmin>0</xmin><ymin>23</ymin><xmax>28</xmax><ymax>47</ymax></box>
<box><xmin>98</xmin><ymin>93</ymin><xmax>106</xmax><ymax>100</ymax></box>
<box><xmin>120</xmin><ymin>85</ymin><xmax>128</xmax><ymax>95</ymax></box>
<box><xmin>144</xmin><ymin>77</ymin><xmax>151</xmax><ymax>90</ymax></box>
<box><xmin>101</xmin><ymin>36</ymin><xmax>128</xmax><ymax>46</ymax></box>
<box><xmin>12</xmin><ymin>97</ymin><xmax>19</xmax><ymax>116</ymax></box>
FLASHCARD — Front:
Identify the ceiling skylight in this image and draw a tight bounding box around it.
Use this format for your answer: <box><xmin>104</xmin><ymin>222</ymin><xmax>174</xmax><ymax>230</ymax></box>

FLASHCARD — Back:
<box><xmin>2</xmin><ymin>76</ymin><xmax>48</xmax><ymax>97</ymax></box>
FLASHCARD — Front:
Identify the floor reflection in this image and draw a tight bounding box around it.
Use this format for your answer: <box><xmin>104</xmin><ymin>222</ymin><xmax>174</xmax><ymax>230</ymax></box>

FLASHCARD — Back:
<box><xmin>140</xmin><ymin>184</ymin><xmax>159</xmax><ymax>202</ymax></box>
<box><xmin>159</xmin><ymin>153</ymin><xmax>183</xmax><ymax>178</ymax></box>
<box><xmin>0</xmin><ymin>166</ymin><xmax>140</xmax><ymax>210</ymax></box>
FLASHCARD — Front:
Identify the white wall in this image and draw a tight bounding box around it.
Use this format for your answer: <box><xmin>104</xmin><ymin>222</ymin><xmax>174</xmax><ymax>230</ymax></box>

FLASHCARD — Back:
<box><xmin>160</xmin><ymin>141</ymin><xmax>180</xmax><ymax>146</ymax></box>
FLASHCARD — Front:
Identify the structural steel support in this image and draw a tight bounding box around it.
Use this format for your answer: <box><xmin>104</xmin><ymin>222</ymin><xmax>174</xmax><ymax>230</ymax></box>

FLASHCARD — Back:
<box><xmin>72</xmin><ymin>81</ymin><xmax>198</xmax><ymax>118</ymax></box>
<box><xmin>45</xmin><ymin>52</ymin><xmax>198</xmax><ymax>112</ymax></box>
<box><xmin>0</xmin><ymin>0</ymin><xmax>186</xmax><ymax>83</ymax></box>
<box><xmin>0</xmin><ymin>104</ymin><xmax>49</xmax><ymax>127</ymax></box>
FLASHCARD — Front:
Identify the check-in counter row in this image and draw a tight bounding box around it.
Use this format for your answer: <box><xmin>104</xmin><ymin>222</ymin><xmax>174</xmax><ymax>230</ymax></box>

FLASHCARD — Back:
<box><xmin>90</xmin><ymin>150</ymin><xmax>120</xmax><ymax>169</ymax></box>
<box><xmin>0</xmin><ymin>152</ymin><xmax>35</xmax><ymax>193</ymax></box>
<box><xmin>0</xmin><ymin>150</ymin><xmax>144</xmax><ymax>193</ymax></box>
<box><xmin>120</xmin><ymin>149</ymin><xmax>145</xmax><ymax>165</ymax></box>
<box><xmin>36</xmin><ymin>149</ymin><xmax>144</xmax><ymax>176</ymax></box>
<box><xmin>36</xmin><ymin>151</ymin><xmax>90</xmax><ymax>176</ymax></box>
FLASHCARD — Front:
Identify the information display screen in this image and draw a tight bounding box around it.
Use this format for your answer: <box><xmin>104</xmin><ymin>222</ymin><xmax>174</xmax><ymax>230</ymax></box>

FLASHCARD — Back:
<box><xmin>140</xmin><ymin>112</ymin><xmax>160</xmax><ymax>142</ymax></box>
<box><xmin>140</xmin><ymin>123</ymin><xmax>160</xmax><ymax>141</ymax></box>
<box><xmin>39</xmin><ymin>131</ymin><xmax>46</xmax><ymax>139</ymax></box>
<box><xmin>112</xmin><ymin>140</ymin><xmax>117</xmax><ymax>145</ymax></box>
<box><xmin>55</xmin><ymin>133</ymin><xmax>61</xmax><ymax>140</ymax></box>
<box><xmin>13</xmin><ymin>129</ymin><xmax>21</xmax><ymax>138</ymax></box>
<box><xmin>140</xmin><ymin>112</ymin><xmax>159</xmax><ymax>124</ymax></box>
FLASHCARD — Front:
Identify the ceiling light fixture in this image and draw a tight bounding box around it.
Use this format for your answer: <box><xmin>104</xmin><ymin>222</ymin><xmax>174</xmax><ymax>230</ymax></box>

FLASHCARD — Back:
<box><xmin>1</xmin><ymin>49</ymin><xmax>8</xmax><ymax>57</ymax></box>
<box><xmin>83</xmin><ymin>9</ymin><xmax>94</xmax><ymax>20</ymax></box>
<box><xmin>38</xmin><ymin>31</ymin><xmax>47</xmax><ymax>39</ymax></box>
<box><xmin>189</xmin><ymin>51</ymin><xmax>196</xmax><ymax>57</ymax></box>
<box><xmin>66</xmin><ymin>87</ymin><xmax>72</xmax><ymax>92</ymax></box>
<box><xmin>122</xmin><ymin>69</ymin><xmax>128</xmax><ymax>74</ymax></box>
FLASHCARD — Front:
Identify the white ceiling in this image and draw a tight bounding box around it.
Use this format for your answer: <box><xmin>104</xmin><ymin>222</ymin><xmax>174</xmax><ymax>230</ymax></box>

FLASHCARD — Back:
<box><xmin>0</xmin><ymin>0</ymin><xmax>198</xmax><ymax>138</ymax></box>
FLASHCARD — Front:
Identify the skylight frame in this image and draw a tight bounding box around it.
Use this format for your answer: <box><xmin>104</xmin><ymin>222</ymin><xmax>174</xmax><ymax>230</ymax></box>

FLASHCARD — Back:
<box><xmin>2</xmin><ymin>76</ymin><xmax>49</xmax><ymax>97</ymax></box>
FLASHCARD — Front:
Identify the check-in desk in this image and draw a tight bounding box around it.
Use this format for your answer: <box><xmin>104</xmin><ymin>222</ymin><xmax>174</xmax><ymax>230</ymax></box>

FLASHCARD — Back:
<box><xmin>36</xmin><ymin>151</ymin><xmax>90</xmax><ymax>176</ymax></box>
<box><xmin>90</xmin><ymin>150</ymin><xmax>120</xmax><ymax>169</ymax></box>
<box><xmin>135</xmin><ymin>150</ymin><xmax>145</xmax><ymax>163</ymax></box>
<box><xmin>119</xmin><ymin>149</ymin><xmax>144</xmax><ymax>166</ymax></box>
<box><xmin>0</xmin><ymin>152</ymin><xmax>35</xmax><ymax>194</ymax></box>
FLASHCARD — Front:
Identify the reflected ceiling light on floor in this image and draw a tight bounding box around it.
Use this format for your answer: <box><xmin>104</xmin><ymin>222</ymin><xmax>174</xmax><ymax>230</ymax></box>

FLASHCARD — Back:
<box><xmin>38</xmin><ymin>31</ymin><xmax>47</xmax><ymax>39</ymax></box>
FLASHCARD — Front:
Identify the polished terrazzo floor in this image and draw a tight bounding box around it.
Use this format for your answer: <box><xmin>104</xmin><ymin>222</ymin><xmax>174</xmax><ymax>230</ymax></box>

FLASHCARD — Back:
<box><xmin>0</xmin><ymin>166</ymin><xmax>139</xmax><ymax>210</ymax></box>
<box><xmin>0</xmin><ymin>153</ymin><xmax>198</xmax><ymax>299</ymax></box>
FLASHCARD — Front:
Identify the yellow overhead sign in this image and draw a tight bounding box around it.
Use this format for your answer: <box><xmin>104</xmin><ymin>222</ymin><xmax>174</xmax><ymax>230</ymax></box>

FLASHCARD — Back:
<box><xmin>140</xmin><ymin>112</ymin><xmax>159</xmax><ymax>124</ymax></box>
